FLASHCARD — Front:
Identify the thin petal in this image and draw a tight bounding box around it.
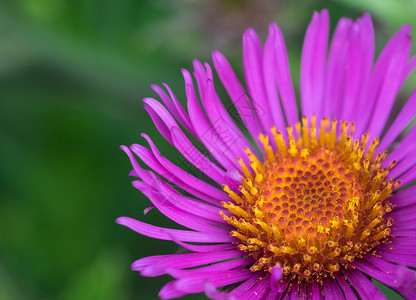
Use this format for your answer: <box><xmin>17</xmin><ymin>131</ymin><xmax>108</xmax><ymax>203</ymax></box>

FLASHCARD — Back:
<box><xmin>324</xmin><ymin>17</ymin><xmax>353</xmax><ymax>118</ymax></box>
<box><xmin>334</xmin><ymin>272</ymin><xmax>358</xmax><ymax>300</ymax></box>
<box><xmin>183</xmin><ymin>69</ymin><xmax>239</xmax><ymax>170</ymax></box>
<box><xmin>159</xmin><ymin>281</ymin><xmax>188</xmax><ymax>299</ymax></box>
<box><xmin>355</xmin><ymin>25</ymin><xmax>411</xmax><ymax>137</ymax></box>
<box><xmin>263</xmin><ymin>25</ymin><xmax>287</xmax><ymax>136</ymax></box>
<box><xmin>228</xmin><ymin>273</ymin><xmax>264</xmax><ymax>296</ymax></box>
<box><xmin>391</xmin><ymin>184</ymin><xmax>416</xmax><ymax>208</ymax></box>
<box><xmin>354</xmin><ymin>256</ymin><xmax>416</xmax><ymax>299</ymax></box>
<box><xmin>141</xmin><ymin>134</ymin><xmax>227</xmax><ymax>202</ymax></box>
<box><xmin>128</xmin><ymin>142</ymin><xmax>224</xmax><ymax>205</ymax></box>
<box><xmin>173</xmin><ymin>270</ymin><xmax>252</xmax><ymax>294</ymax></box>
<box><xmin>301</xmin><ymin>9</ymin><xmax>329</xmax><ymax>121</ymax></box>
<box><xmin>239</xmin><ymin>276</ymin><xmax>270</xmax><ymax>299</ymax></box>
<box><xmin>212</xmin><ymin>50</ymin><xmax>263</xmax><ymax>148</ymax></box>
<box><xmin>132</xmin><ymin>250</ymin><xmax>244</xmax><ymax>276</ymax></box>
<box><xmin>243</xmin><ymin>28</ymin><xmax>273</xmax><ymax>134</ymax></box>
<box><xmin>268</xmin><ymin>23</ymin><xmax>299</xmax><ymax>126</ymax></box>
<box><xmin>323</xmin><ymin>277</ymin><xmax>344</xmax><ymax>299</ymax></box>
<box><xmin>365</xmin><ymin>29</ymin><xmax>411</xmax><ymax>138</ymax></box>
<box><xmin>378</xmin><ymin>89</ymin><xmax>416</xmax><ymax>152</ymax></box>
<box><xmin>341</xmin><ymin>268</ymin><xmax>385</xmax><ymax>300</ymax></box>
<box><xmin>151</xmin><ymin>84</ymin><xmax>194</xmax><ymax>135</ymax></box>
<box><xmin>200</xmin><ymin>62</ymin><xmax>255</xmax><ymax>159</ymax></box>
<box><xmin>204</xmin><ymin>281</ymin><xmax>236</xmax><ymax>300</ymax></box>
<box><xmin>132</xmin><ymin>180</ymin><xmax>227</xmax><ymax>232</ymax></box>
<box><xmin>170</xmin><ymin>126</ymin><xmax>226</xmax><ymax>184</ymax></box>
<box><xmin>116</xmin><ymin>216</ymin><xmax>234</xmax><ymax>243</ymax></box>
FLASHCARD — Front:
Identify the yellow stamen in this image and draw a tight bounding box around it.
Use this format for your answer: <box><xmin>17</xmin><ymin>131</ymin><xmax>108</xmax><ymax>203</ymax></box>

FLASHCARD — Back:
<box><xmin>220</xmin><ymin>116</ymin><xmax>396</xmax><ymax>283</ymax></box>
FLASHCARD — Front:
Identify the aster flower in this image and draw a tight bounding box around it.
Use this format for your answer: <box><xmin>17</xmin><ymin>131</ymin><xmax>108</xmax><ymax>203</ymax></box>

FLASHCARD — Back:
<box><xmin>117</xmin><ymin>9</ymin><xmax>416</xmax><ymax>299</ymax></box>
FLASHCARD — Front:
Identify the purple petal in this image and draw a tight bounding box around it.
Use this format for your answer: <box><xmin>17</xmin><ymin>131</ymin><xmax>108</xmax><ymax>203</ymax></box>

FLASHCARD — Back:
<box><xmin>290</xmin><ymin>281</ymin><xmax>300</xmax><ymax>300</ymax></box>
<box><xmin>122</xmin><ymin>145</ymin><xmax>228</xmax><ymax>223</ymax></box>
<box><xmin>143</xmin><ymin>205</ymin><xmax>155</xmax><ymax>215</ymax></box>
<box><xmin>132</xmin><ymin>180</ymin><xmax>227</xmax><ymax>232</ymax></box>
<box><xmin>228</xmin><ymin>273</ymin><xmax>264</xmax><ymax>296</ymax></box>
<box><xmin>299</xmin><ymin>283</ymin><xmax>308</xmax><ymax>300</ymax></box>
<box><xmin>264</xmin><ymin>289</ymin><xmax>280</xmax><ymax>300</ymax></box>
<box><xmin>331</xmin><ymin>14</ymin><xmax>374</xmax><ymax>125</ymax></box>
<box><xmin>378</xmin><ymin>89</ymin><xmax>416</xmax><ymax>152</ymax></box>
<box><xmin>182</xmin><ymin>68</ymin><xmax>240</xmax><ymax>171</ymax></box>
<box><xmin>301</xmin><ymin>9</ymin><xmax>329</xmax><ymax>121</ymax></box>
<box><xmin>365</xmin><ymin>29</ymin><xmax>411</xmax><ymax>138</ymax></box>
<box><xmin>141</xmin><ymin>134</ymin><xmax>228</xmax><ymax>203</ymax></box>
<box><xmin>324</xmin><ymin>17</ymin><xmax>353</xmax><ymax>119</ymax></box>
<box><xmin>388</xmin><ymin>203</ymin><xmax>416</xmax><ymax>224</ymax></box>
<box><xmin>173</xmin><ymin>270</ymin><xmax>253</xmax><ymax>294</ymax></box>
<box><xmin>243</xmin><ymin>28</ymin><xmax>273</xmax><ymax>134</ymax></box>
<box><xmin>170</xmin><ymin>126</ymin><xmax>226</xmax><ymax>184</ymax></box>
<box><xmin>340</xmin><ymin>15</ymin><xmax>374</xmax><ymax>123</ymax></box>
<box><xmin>170</xmin><ymin>236</ymin><xmax>234</xmax><ymax>253</ymax></box>
<box><xmin>282</xmin><ymin>280</ymin><xmax>299</xmax><ymax>300</ymax></box>
<box><xmin>143</xmin><ymin>102</ymin><xmax>173</xmax><ymax>144</ymax></box>
<box><xmin>239</xmin><ymin>275</ymin><xmax>270</xmax><ymax>299</ymax></box>
<box><xmin>143</xmin><ymin>97</ymin><xmax>179</xmax><ymax>131</ymax></box>
<box><xmin>391</xmin><ymin>184</ymin><xmax>416</xmax><ymax>208</ymax></box>
<box><xmin>334</xmin><ymin>272</ymin><xmax>358</xmax><ymax>300</ymax></box>
<box><xmin>341</xmin><ymin>268</ymin><xmax>385</xmax><ymax>300</ymax></box>
<box><xmin>130</xmin><ymin>169</ymin><xmax>227</xmax><ymax>222</ymax></box>
<box><xmin>377</xmin><ymin>244</ymin><xmax>416</xmax><ymax>267</ymax></box>
<box><xmin>212</xmin><ymin>50</ymin><xmax>263</xmax><ymax>148</ymax></box>
<box><xmin>311</xmin><ymin>280</ymin><xmax>323</xmax><ymax>300</ymax></box>
<box><xmin>224</xmin><ymin>170</ymin><xmax>242</xmax><ymax>191</ymax></box>
<box><xmin>159</xmin><ymin>281</ymin><xmax>188</xmax><ymax>299</ymax></box>
<box><xmin>270</xmin><ymin>265</ymin><xmax>282</xmax><ymax>291</ymax></box>
<box><xmin>390</xmin><ymin>226</ymin><xmax>416</xmax><ymax>239</ymax></box>
<box><xmin>396</xmin><ymin>163</ymin><xmax>416</xmax><ymax>186</ymax></box>
<box><xmin>166</xmin><ymin>256</ymin><xmax>253</xmax><ymax>277</ymax></box>
<box><xmin>151</xmin><ymin>84</ymin><xmax>195</xmax><ymax>135</ymax></box>
<box><xmin>262</xmin><ymin>25</ymin><xmax>287</xmax><ymax>137</ymax></box>
<box><xmin>133</xmin><ymin>250</ymin><xmax>244</xmax><ymax>277</ymax></box>
<box><xmin>386</xmin><ymin>135</ymin><xmax>416</xmax><ymax>184</ymax></box>
<box><xmin>116</xmin><ymin>216</ymin><xmax>233</xmax><ymax>243</ymax></box>
<box><xmin>129</xmin><ymin>142</ymin><xmax>225</xmax><ymax>205</ymax></box>
<box><xmin>120</xmin><ymin>145</ymin><xmax>152</xmax><ymax>182</ymax></box>
<box><xmin>355</xmin><ymin>25</ymin><xmax>411</xmax><ymax>137</ymax></box>
<box><xmin>354</xmin><ymin>256</ymin><xmax>416</xmax><ymax>299</ymax></box>
<box><xmin>204</xmin><ymin>281</ymin><xmax>236</xmax><ymax>300</ymax></box>
<box><xmin>323</xmin><ymin>277</ymin><xmax>344</xmax><ymax>299</ymax></box>
<box><xmin>268</xmin><ymin>23</ymin><xmax>299</xmax><ymax>126</ymax></box>
<box><xmin>200</xmin><ymin>62</ymin><xmax>255</xmax><ymax>159</ymax></box>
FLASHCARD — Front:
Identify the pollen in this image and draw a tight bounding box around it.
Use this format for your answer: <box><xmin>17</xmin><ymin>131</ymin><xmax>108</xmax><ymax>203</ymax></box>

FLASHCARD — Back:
<box><xmin>221</xmin><ymin>116</ymin><xmax>398</xmax><ymax>283</ymax></box>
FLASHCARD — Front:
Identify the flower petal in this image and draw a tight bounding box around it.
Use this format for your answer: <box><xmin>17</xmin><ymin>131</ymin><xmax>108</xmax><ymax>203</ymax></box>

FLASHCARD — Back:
<box><xmin>354</xmin><ymin>256</ymin><xmax>416</xmax><ymax>299</ymax></box>
<box><xmin>173</xmin><ymin>270</ymin><xmax>253</xmax><ymax>294</ymax></box>
<box><xmin>341</xmin><ymin>268</ymin><xmax>385</xmax><ymax>300</ymax></box>
<box><xmin>212</xmin><ymin>50</ymin><xmax>263</xmax><ymax>147</ymax></box>
<box><xmin>132</xmin><ymin>250</ymin><xmax>244</xmax><ymax>277</ymax></box>
<box><xmin>323</xmin><ymin>277</ymin><xmax>344</xmax><ymax>299</ymax></box>
<box><xmin>378</xmin><ymin>89</ymin><xmax>416</xmax><ymax>152</ymax></box>
<box><xmin>334</xmin><ymin>272</ymin><xmax>358</xmax><ymax>300</ymax></box>
<box><xmin>116</xmin><ymin>216</ymin><xmax>234</xmax><ymax>243</ymax></box>
<box><xmin>243</xmin><ymin>28</ymin><xmax>274</xmax><ymax>134</ymax></box>
<box><xmin>301</xmin><ymin>9</ymin><xmax>329</xmax><ymax>121</ymax></box>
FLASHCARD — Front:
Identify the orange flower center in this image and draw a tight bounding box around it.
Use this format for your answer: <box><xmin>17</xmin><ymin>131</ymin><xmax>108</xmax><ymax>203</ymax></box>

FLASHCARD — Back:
<box><xmin>221</xmin><ymin>117</ymin><xmax>398</xmax><ymax>283</ymax></box>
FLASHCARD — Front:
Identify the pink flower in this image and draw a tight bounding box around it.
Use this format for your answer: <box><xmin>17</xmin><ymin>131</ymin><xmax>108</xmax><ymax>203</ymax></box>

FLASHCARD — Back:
<box><xmin>118</xmin><ymin>10</ymin><xmax>416</xmax><ymax>299</ymax></box>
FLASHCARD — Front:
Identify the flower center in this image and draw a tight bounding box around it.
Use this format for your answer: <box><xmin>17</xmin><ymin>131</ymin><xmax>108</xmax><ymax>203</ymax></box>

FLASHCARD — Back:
<box><xmin>221</xmin><ymin>117</ymin><xmax>398</xmax><ymax>283</ymax></box>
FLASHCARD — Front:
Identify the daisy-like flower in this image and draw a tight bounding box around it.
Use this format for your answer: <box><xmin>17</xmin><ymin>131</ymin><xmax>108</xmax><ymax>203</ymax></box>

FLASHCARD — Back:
<box><xmin>117</xmin><ymin>9</ymin><xmax>416</xmax><ymax>299</ymax></box>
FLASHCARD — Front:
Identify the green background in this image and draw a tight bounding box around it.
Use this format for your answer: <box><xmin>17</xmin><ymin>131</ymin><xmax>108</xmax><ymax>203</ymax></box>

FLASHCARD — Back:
<box><xmin>0</xmin><ymin>0</ymin><xmax>413</xmax><ymax>299</ymax></box>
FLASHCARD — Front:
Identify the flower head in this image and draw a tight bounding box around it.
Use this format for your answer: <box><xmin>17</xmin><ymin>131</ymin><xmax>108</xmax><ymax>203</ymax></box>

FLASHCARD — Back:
<box><xmin>118</xmin><ymin>9</ymin><xmax>416</xmax><ymax>299</ymax></box>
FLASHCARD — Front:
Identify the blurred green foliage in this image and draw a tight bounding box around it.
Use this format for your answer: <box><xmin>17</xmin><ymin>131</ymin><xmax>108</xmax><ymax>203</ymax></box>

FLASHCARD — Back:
<box><xmin>0</xmin><ymin>0</ymin><xmax>412</xmax><ymax>299</ymax></box>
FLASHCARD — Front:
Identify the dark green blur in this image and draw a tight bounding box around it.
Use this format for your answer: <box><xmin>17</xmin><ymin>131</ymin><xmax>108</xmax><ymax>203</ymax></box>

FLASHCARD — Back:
<box><xmin>0</xmin><ymin>0</ymin><xmax>413</xmax><ymax>299</ymax></box>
